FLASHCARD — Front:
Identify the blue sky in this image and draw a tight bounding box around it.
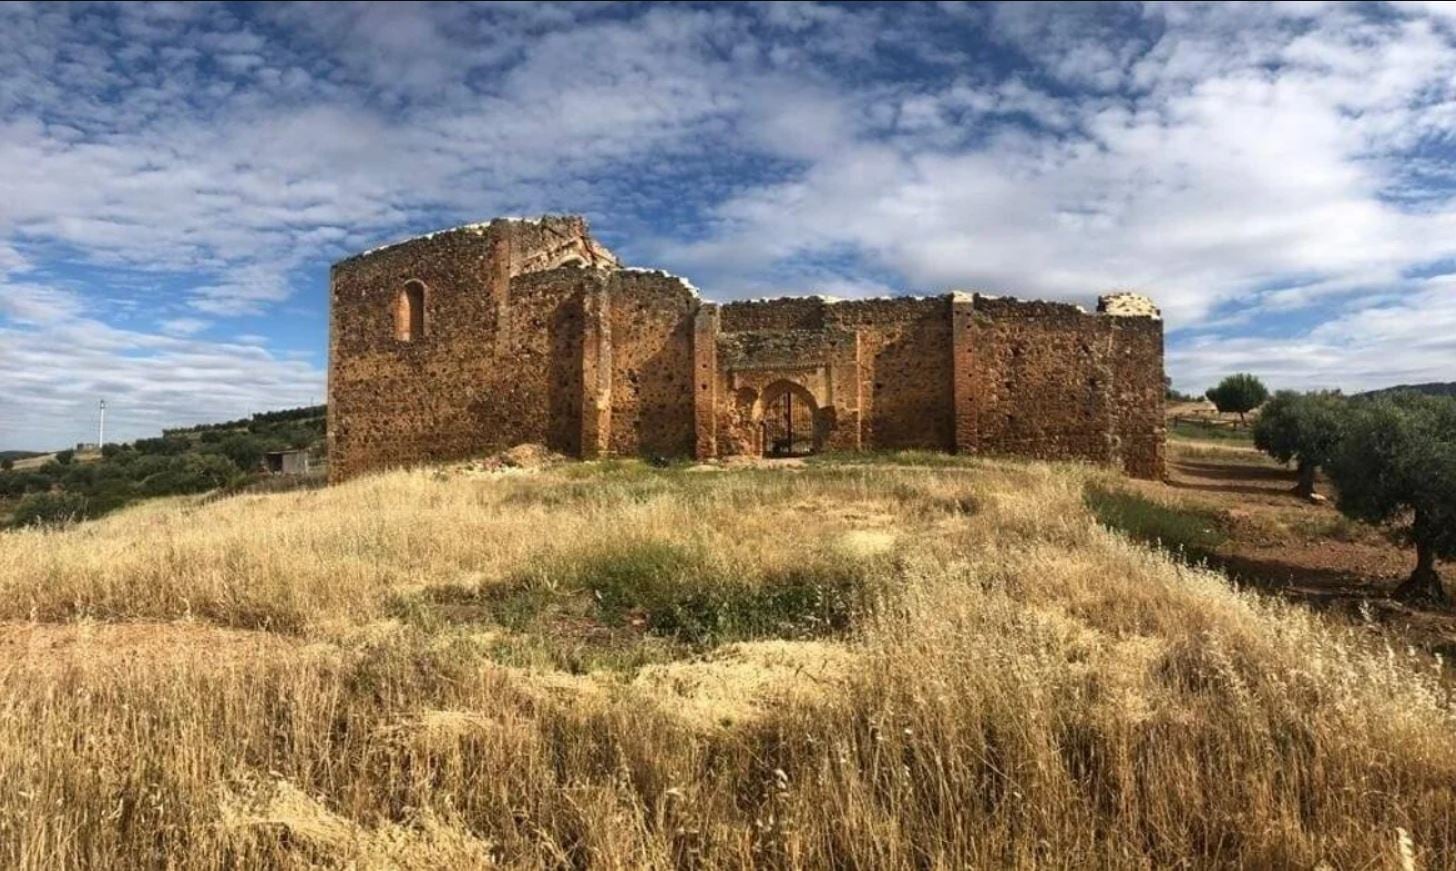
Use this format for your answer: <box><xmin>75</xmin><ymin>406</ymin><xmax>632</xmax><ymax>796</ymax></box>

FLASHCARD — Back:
<box><xmin>3</xmin><ymin>1</ymin><xmax>1456</xmax><ymax>449</ymax></box>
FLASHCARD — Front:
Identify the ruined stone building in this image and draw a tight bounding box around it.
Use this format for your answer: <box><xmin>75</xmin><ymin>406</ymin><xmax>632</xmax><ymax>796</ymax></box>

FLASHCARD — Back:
<box><xmin>328</xmin><ymin>216</ymin><xmax>1165</xmax><ymax>481</ymax></box>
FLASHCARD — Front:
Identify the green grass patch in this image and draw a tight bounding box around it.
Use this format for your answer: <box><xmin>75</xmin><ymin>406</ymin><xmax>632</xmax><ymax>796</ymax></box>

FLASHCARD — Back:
<box><xmin>1084</xmin><ymin>484</ymin><xmax>1228</xmax><ymax>561</ymax></box>
<box><xmin>1169</xmin><ymin>419</ymin><xmax>1253</xmax><ymax>443</ymax></box>
<box><xmin>807</xmin><ymin>450</ymin><xmax>981</xmax><ymax>468</ymax></box>
<box><xmin>1287</xmin><ymin>512</ymin><xmax>1364</xmax><ymax>544</ymax></box>
<box><xmin>402</xmin><ymin>539</ymin><xmax>884</xmax><ymax>654</ymax></box>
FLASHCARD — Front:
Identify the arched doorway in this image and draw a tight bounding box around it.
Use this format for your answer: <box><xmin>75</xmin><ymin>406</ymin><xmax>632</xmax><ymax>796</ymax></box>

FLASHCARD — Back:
<box><xmin>759</xmin><ymin>380</ymin><xmax>822</xmax><ymax>457</ymax></box>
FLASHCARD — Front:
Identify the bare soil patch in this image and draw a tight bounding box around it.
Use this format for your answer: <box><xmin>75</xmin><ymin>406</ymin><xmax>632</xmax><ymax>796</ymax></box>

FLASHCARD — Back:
<box><xmin>1140</xmin><ymin>440</ymin><xmax>1456</xmax><ymax>656</ymax></box>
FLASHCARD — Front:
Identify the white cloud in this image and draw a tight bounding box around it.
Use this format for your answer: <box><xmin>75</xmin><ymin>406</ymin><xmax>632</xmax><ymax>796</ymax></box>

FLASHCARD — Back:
<box><xmin>2</xmin><ymin>2</ymin><xmax>1455</xmax><ymax>444</ymax></box>
<box><xmin>0</xmin><ymin>283</ymin><xmax>86</xmax><ymax>325</ymax></box>
<box><xmin>0</xmin><ymin>306</ymin><xmax>322</xmax><ymax>450</ymax></box>
<box><xmin>646</xmin><ymin>3</ymin><xmax>1456</xmax><ymax>395</ymax></box>
<box><xmin>157</xmin><ymin>317</ymin><xmax>210</xmax><ymax>336</ymax></box>
<box><xmin>1171</xmin><ymin>276</ymin><xmax>1456</xmax><ymax>393</ymax></box>
<box><xmin>0</xmin><ymin>241</ymin><xmax>27</xmax><ymax>274</ymax></box>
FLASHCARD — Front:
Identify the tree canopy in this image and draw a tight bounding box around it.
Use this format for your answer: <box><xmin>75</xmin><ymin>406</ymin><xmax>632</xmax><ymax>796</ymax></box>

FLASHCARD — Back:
<box><xmin>1326</xmin><ymin>393</ymin><xmax>1456</xmax><ymax>602</ymax></box>
<box><xmin>1253</xmin><ymin>390</ymin><xmax>1346</xmax><ymax>497</ymax></box>
<box><xmin>1205</xmin><ymin>373</ymin><xmax>1269</xmax><ymax>424</ymax></box>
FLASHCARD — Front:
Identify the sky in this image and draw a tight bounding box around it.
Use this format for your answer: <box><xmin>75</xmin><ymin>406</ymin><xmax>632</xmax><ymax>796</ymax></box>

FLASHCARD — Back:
<box><xmin>3</xmin><ymin>1</ymin><xmax>1456</xmax><ymax>450</ymax></box>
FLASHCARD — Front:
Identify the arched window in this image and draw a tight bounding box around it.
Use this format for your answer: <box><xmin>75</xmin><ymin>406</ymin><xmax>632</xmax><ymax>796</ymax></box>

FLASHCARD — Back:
<box><xmin>396</xmin><ymin>280</ymin><xmax>426</xmax><ymax>341</ymax></box>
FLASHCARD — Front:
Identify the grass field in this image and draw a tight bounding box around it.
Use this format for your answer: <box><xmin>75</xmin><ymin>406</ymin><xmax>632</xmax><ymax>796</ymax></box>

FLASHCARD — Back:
<box><xmin>1</xmin><ymin>455</ymin><xmax>1452</xmax><ymax>868</ymax></box>
<box><xmin>1167</xmin><ymin>418</ymin><xmax>1254</xmax><ymax>443</ymax></box>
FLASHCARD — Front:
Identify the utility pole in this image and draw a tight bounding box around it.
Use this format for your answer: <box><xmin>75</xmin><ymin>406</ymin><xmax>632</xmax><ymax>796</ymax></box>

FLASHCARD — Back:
<box><xmin>98</xmin><ymin>399</ymin><xmax>106</xmax><ymax>448</ymax></box>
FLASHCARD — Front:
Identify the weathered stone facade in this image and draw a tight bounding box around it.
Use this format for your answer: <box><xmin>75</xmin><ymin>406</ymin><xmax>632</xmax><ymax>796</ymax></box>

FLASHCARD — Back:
<box><xmin>328</xmin><ymin>216</ymin><xmax>1165</xmax><ymax>481</ymax></box>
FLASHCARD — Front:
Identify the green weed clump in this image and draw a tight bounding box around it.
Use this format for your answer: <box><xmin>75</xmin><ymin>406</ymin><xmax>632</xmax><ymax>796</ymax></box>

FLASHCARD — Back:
<box><xmin>447</xmin><ymin>539</ymin><xmax>883</xmax><ymax>647</ymax></box>
<box><xmin>1084</xmin><ymin>483</ymin><xmax>1227</xmax><ymax>560</ymax></box>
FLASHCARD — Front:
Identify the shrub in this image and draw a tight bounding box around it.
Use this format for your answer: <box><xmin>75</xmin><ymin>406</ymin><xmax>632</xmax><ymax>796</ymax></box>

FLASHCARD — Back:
<box><xmin>61</xmin><ymin>463</ymin><xmax>97</xmax><ymax>488</ymax></box>
<box><xmin>134</xmin><ymin>436</ymin><xmax>190</xmax><ymax>456</ymax></box>
<box><xmin>100</xmin><ymin>443</ymin><xmax>126</xmax><ymax>459</ymax></box>
<box><xmin>11</xmin><ymin>492</ymin><xmax>90</xmax><ymax>528</ymax></box>
<box><xmin>217</xmin><ymin>434</ymin><xmax>267</xmax><ymax>472</ymax></box>
<box><xmin>1252</xmin><ymin>390</ymin><xmax>1346</xmax><ymax>497</ymax></box>
<box><xmin>18</xmin><ymin>473</ymin><xmax>52</xmax><ymax>494</ymax></box>
<box><xmin>125</xmin><ymin>454</ymin><xmax>172</xmax><ymax>482</ymax></box>
<box><xmin>0</xmin><ymin>458</ymin><xmax>11</xmax><ymax>471</ymax></box>
<box><xmin>140</xmin><ymin>454</ymin><xmax>240</xmax><ymax>497</ymax></box>
<box><xmin>54</xmin><ymin>449</ymin><xmax>75</xmax><ymax>466</ymax></box>
<box><xmin>84</xmin><ymin>479</ymin><xmax>138</xmax><ymax>517</ymax></box>
<box><xmin>1205</xmin><ymin>373</ymin><xmax>1269</xmax><ymax>425</ymax></box>
<box><xmin>1326</xmin><ymin>393</ymin><xmax>1456</xmax><ymax>602</ymax></box>
<box><xmin>185</xmin><ymin>453</ymin><xmax>243</xmax><ymax>491</ymax></box>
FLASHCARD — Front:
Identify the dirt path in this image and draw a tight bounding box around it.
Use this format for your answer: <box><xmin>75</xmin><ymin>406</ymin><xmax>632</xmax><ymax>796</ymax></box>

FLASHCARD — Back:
<box><xmin>1152</xmin><ymin>440</ymin><xmax>1456</xmax><ymax>657</ymax></box>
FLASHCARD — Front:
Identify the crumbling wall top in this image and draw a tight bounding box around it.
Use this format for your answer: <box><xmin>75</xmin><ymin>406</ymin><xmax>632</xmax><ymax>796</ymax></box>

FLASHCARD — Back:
<box><xmin>1097</xmin><ymin>291</ymin><xmax>1160</xmax><ymax>319</ymax></box>
<box><xmin>337</xmin><ymin>214</ymin><xmax>619</xmax><ymax>270</ymax></box>
<box><xmin>616</xmin><ymin>267</ymin><xmax>702</xmax><ymax>299</ymax></box>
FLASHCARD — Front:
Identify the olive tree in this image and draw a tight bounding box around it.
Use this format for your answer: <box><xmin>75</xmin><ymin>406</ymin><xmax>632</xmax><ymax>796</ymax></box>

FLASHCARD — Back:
<box><xmin>1204</xmin><ymin>373</ymin><xmax>1269</xmax><ymax>425</ymax></box>
<box><xmin>1252</xmin><ymin>390</ymin><xmax>1346</xmax><ymax>498</ymax></box>
<box><xmin>1326</xmin><ymin>393</ymin><xmax>1456</xmax><ymax>603</ymax></box>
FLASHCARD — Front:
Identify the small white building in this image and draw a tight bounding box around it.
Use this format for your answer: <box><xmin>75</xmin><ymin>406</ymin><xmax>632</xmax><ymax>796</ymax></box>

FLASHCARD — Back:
<box><xmin>263</xmin><ymin>449</ymin><xmax>311</xmax><ymax>475</ymax></box>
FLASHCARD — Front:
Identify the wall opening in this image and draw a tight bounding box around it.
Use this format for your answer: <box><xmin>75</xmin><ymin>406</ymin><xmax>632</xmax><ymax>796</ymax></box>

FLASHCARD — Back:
<box><xmin>396</xmin><ymin>280</ymin><xmax>426</xmax><ymax>341</ymax></box>
<box><xmin>759</xmin><ymin>380</ymin><xmax>822</xmax><ymax>457</ymax></box>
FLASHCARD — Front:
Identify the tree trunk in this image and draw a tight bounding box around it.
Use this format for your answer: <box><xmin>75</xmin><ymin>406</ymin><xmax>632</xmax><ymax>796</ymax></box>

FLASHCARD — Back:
<box><xmin>1393</xmin><ymin>539</ymin><xmax>1447</xmax><ymax>604</ymax></box>
<box><xmin>1292</xmin><ymin>461</ymin><xmax>1317</xmax><ymax>499</ymax></box>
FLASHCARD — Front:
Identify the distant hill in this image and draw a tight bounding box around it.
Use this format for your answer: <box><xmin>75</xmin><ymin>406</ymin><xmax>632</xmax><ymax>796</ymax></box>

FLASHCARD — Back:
<box><xmin>163</xmin><ymin>403</ymin><xmax>327</xmax><ymax>436</ymax></box>
<box><xmin>1359</xmin><ymin>382</ymin><xmax>1456</xmax><ymax>399</ymax></box>
<box><xmin>1</xmin><ymin>405</ymin><xmax>326</xmax><ymax>527</ymax></box>
<box><xmin>0</xmin><ymin>451</ymin><xmax>42</xmax><ymax>463</ymax></box>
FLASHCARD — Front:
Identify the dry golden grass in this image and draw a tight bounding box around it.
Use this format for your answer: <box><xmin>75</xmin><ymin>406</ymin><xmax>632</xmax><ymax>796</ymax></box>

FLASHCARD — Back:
<box><xmin>0</xmin><ymin>456</ymin><xmax>1452</xmax><ymax>869</ymax></box>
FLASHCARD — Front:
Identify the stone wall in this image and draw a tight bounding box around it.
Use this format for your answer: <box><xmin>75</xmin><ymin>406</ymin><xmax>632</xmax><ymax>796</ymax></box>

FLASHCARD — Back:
<box><xmin>605</xmin><ymin>271</ymin><xmax>698</xmax><ymax>458</ymax></box>
<box><xmin>964</xmin><ymin>296</ymin><xmax>1116</xmax><ymax>465</ymax></box>
<box><xmin>720</xmin><ymin>297</ymin><xmax>827</xmax><ymax>332</ymax></box>
<box><xmin>327</xmin><ymin>218</ymin><xmax>614</xmax><ymax>480</ymax></box>
<box><xmin>706</xmin><ymin>292</ymin><xmax>1160</xmax><ymax>473</ymax></box>
<box><xmin>329</xmin><ymin>215</ymin><xmax>1165</xmax><ymax>481</ymax></box>
<box><xmin>714</xmin><ymin>325</ymin><xmax>861</xmax><ymax>456</ymax></box>
<box><xmin>1106</xmin><ymin>312</ymin><xmax>1167</xmax><ymax>479</ymax></box>
<box><xmin>824</xmin><ymin>298</ymin><xmax>954</xmax><ymax>451</ymax></box>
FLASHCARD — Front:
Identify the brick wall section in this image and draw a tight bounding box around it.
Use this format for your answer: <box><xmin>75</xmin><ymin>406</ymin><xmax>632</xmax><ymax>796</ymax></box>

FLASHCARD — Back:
<box><xmin>720</xmin><ymin>297</ymin><xmax>826</xmax><ymax>331</ymax></box>
<box><xmin>951</xmin><ymin>293</ymin><xmax>978</xmax><ymax>453</ymax></box>
<box><xmin>329</xmin><ymin>228</ymin><xmax>493</xmax><ymax>479</ymax></box>
<box><xmin>579</xmin><ymin>282</ymin><xmax>612</xmax><ymax>459</ymax></box>
<box><xmin>1107</xmin><ymin>315</ymin><xmax>1166</xmax><ymax>479</ymax></box>
<box><xmin>823</xmin><ymin>297</ymin><xmax>955</xmax><ymax>451</ymax></box>
<box><xmin>693</xmin><ymin>305</ymin><xmax>719</xmax><ymax>459</ymax></box>
<box><xmin>330</xmin><ymin>215</ymin><xmax>1164</xmax><ymax>481</ymax></box>
<box><xmin>964</xmin><ymin>295</ymin><xmax>1121</xmax><ymax>466</ymax></box>
<box><xmin>604</xmin><ymin>271</ymin><xmax>698</xmax><ymax>458</ymax></box>
<box><xmin>328</xmin><ymin>218</ymin><xmax>615</xmax><ymax>480</ymax></box>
